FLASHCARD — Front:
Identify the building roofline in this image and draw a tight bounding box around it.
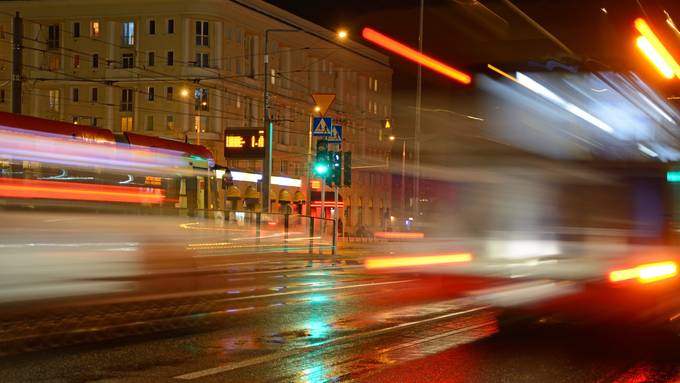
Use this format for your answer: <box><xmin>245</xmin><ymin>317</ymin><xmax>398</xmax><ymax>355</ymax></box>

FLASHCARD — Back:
<box><xmin>229</xmin><ymin>0</ymin><xmax>391</xmax><ymax>68</ymax></box>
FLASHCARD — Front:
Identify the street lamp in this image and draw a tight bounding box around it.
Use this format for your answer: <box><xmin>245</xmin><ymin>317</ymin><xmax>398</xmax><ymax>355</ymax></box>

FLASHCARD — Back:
<box><xmin>262</xmin><ymin>28</ymin><xmax>349</xmax><ymax>213</ymax></box>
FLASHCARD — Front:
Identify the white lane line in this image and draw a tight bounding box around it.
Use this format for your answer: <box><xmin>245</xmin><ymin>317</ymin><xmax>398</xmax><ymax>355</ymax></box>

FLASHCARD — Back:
<box><xmin>67</xmin><ymin>275</ymin><xmax>408</xmax><ymax>309</ymax></box>
<box><xmin>377</xmin><ymin>320</ymin><xmax>496</xmax><ymax>354</ymax></box>
<box><xmin>215</xmin><ymin>279</ymin><xmax>415</xmax><ymax>303</ymax></box>
<box><xmin>173</xmin><ymin>305</ymin><xmax>488</xmax><ymax>380</ymax></box>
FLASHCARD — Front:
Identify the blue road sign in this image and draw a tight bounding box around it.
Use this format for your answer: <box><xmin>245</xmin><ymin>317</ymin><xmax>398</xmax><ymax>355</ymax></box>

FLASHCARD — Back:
<box><xmin>312</xmin><ymin>117</ymin><xmax>333</xmax><ymax>136</ymax></box>
<box><xmin>327</xmin><ymin>125</ymin><xmax>342</xmax><ymax>143</ymax></box>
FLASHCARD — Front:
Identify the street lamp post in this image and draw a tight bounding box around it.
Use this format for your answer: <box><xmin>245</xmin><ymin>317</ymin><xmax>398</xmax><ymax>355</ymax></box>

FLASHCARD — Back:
<box><xmin>263</xmin><ymin>28</ymin><xmax>300</xmax><ymax>213</ymax></box>
<box><xmin>389</xmin><ymin>135</ymin><xmax>414</xmax><ymax>227</ymax></box>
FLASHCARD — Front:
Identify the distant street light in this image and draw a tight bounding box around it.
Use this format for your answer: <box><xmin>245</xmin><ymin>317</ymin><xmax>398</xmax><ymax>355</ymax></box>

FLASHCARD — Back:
<box><xmin>337</xmin><ymin>30</ymin><xmax>348</xmax><ymax>39</ymax></box>
<box><xmin>180</xmin><ymin>88</ymin><xmax>189</xmax><ymax>97</ymax></box>
<box><xmin>314</xmin><ymin>105</ymin><xmax>321</xmax><ymax>113</ymax></box>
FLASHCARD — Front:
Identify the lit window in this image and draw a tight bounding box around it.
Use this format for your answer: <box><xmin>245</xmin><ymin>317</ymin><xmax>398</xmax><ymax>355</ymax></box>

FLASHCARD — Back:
<box><xmin>121</xmin><ymin>116</ymin><xmax>133</xmax><ymax>132</ymax></box>
<box><xmin>195</xmin><ymin>21</ymin><xmax>208</xmax><ymax>46</ymax></box>
<box><xmin>48</xmin><ymin>55</ymin><xmax>60</xmax><ymax>71</ymax></box>
<box><xmin>374</xmin><ymin>78</ymin><xmax>378</xmax><ymax>92</ymax></box>
<box><xmin>195</xmin><ymin>88</ymin><xmax>208</xmax><ymax>111</ymax></box>
<box><xmin>48</xmin><ymin>90</ymin><xmax>60</xmax><ymax>112</ymax></box>
<box><xmin>120</xmin><ymin>88</ymin><xmax>133</xmax><ymax>112</ymax></box>
<box><xmin>121</xmin><ymin>21</ymin><xmax>134</xmax><ymax>46</ymax></box>
<box><xmin>90</xmin><ymin>21</ymin><xmax>100</xmax><ymax>38</ymax></box>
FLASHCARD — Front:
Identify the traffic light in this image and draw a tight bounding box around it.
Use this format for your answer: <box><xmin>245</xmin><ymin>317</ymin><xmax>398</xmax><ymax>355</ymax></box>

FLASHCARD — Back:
<box><xmin>314</xmin><ymin>139</ymin><xmax>330</xmax><ymax>177</ymax></box>
<box><xmin>343</xmin><ymin>151</ymin><xmax>351</xmax><ymax>187</ymax></box>
<box><xmin>326</xmin><ymin>151</ymin><xmax>341</xmax><ymax>187</ymax></box>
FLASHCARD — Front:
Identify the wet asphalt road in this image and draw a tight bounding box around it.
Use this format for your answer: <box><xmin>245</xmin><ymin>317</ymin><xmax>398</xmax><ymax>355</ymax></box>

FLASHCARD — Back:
<box><xmin>3</xmin><ymin>250</ymin><xmax>680</xmax><ymax>382</ymax></box>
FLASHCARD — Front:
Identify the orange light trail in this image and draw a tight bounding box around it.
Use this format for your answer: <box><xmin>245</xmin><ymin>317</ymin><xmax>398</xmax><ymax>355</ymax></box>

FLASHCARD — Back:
<box><xmin>487</xmin><ymin>64</ymin><xmax>519</xmax><ymax>83</ymax></box>
<box><xmin>609</xmin><ymin>261</ymin><xmax>678</xmax><ymax>284</ymax></box>
<box><xmin>362</xmin><ymin>27</ymin><xmax>471</xmax><ymax>85</ymax></box>
<box><xmin>0</xmin><ymin>178</ymin><xmax>165</xmax><ymax>204</ymax></box>
<box><xmin>366</xmin><ymin>253</ymin><xmax>472</xmax><ymax>269</ymax></box>
<box><xmin>634</xmin><ymin>18</ymin><xmax>680</xmax><ymax>79</ymax></box>
<box><xmin>374</xmin><ymin>231</ymin><xmax>425</xmax><ymax>239</ymax></box>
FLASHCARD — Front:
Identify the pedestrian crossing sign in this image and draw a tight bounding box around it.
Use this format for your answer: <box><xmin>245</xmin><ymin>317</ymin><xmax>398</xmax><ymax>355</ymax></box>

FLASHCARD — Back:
<box><xmin>327</xmin><ymin>125</ymin><xmax>342</xmax><ymax>143</ymax></box>
<box><xmin>312</xmin><ymin>117</ymin><xmax>333</xmax><ymax>136</ymax></box>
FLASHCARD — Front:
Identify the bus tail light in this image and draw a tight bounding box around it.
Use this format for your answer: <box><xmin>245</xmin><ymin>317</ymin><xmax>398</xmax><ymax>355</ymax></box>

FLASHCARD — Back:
<box><xmin>609</xmin><ymin>261</ymin><xmax>678</xmax><ymax>284</ymax></box>
<box><xmin>365</xmin><ymin>253</ymin><xmax>472</xmax><ymax>270</ymax></box>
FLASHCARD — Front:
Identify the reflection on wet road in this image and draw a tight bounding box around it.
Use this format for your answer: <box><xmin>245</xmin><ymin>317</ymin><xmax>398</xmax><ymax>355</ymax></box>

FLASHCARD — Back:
<box><xmin>3</xmin><ymin>254</ymin><xmax>680</xmax><ymax>383</ymax></box>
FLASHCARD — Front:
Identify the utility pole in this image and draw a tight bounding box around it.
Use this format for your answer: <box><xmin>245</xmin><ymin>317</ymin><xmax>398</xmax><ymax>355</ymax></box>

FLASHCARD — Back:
<box><xmin>413</xmin><ymin>0</ymin><xmax>424</xmax><ymax>223</ymax></box>
<box><xmin>12</xmin><ymin>12</ymin><xmax>22</xmax><ymax>114</ymax></box>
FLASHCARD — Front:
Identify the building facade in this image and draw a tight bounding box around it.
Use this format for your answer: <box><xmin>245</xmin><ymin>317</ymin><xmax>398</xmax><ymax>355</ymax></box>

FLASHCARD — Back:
<box><xmin>0</xmin><ymin>0</ymin><xmax>393</xmax><ymax>233</ymax></box>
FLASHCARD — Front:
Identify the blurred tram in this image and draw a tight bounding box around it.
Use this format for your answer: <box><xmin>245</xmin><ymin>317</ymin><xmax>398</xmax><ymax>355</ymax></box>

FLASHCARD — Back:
<box><xmin>0</xmin><ymin>111</ymin><xmax>222</xmax><ymax>215</ymax></box>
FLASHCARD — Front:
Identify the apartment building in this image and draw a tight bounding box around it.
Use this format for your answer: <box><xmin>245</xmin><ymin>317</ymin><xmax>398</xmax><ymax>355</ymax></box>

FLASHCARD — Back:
<box><xmin>0</xmin><ymin>0</ymin><xmax>393</xmax><ymax>232</ymax></box>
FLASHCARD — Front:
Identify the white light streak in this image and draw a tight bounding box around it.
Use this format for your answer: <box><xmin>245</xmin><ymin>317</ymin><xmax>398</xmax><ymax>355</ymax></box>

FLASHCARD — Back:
<box><xmin>516</xmin><ymin>72</ymin><xmax>614</xmax><ymax>134</ymax></box>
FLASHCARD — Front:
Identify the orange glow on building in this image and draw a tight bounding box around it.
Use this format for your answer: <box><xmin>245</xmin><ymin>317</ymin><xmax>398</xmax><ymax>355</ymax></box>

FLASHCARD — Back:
<box><xmin>374</xmin><ymin>231</ymin><xmax>425</xmax><ymax>239</ymax></box>
<box><xmin>361</xmin><ymin>27</ymin><xmax>471</xmax><ymax>85</ymax></box>
<box><xmin>0</xmin><ymin>178</ymin><xmax>165</xmax><ymax>204</ymax></box>
<box><xmin>634</xmin><ymin>18</ymin><xmax>680</xmax><ymax>79</ymax></box>
<box><xmin>366</xmin><ymin>253</ymin><xmax>472</xmax><ymax>269</ymax></box>
<box><xmin>609</xmin><ymin>261</ymin><xmax>678</xmax><ymax>283</ymax></box>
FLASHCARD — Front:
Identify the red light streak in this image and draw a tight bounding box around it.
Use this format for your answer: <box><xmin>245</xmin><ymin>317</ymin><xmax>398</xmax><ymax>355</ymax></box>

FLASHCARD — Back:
<box><xmin>366</xmin><ymin>253</ymin><xmax>472</xmax><ymax>269</ymax></box>
<box><xmin>374</xmin><ymin>231</ymin><xmax>424</xmax><ymax>239</ymax></box>
<box><xmin>362</xmin><ymin>27</ymin><xmax>471</xmax><ymax>85</ymax></box>
<box><xmin>0</xmin><ymin>178</ymin><xmax>164</xmax><ymax>204</ymax></box>
<box><xmin>609</xmin><ymin>261</ymin><xmax>678</xmax><ymax>283</ymax></box>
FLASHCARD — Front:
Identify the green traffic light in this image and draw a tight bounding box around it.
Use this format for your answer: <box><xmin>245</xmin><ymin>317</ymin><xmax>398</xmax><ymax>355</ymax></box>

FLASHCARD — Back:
<box><xmin>314</xmin><ymin>163</ymin><xmax>329</xmax><ymax>175</ymax></box>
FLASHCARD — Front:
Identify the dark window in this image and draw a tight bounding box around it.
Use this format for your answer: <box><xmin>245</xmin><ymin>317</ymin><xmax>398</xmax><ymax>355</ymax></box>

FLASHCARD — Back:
<box><xmin>91</xmin><ymin>87</ymin><xmax>98</xmax><ymax>102</ymax></box>
<box><xmin>167</xmin><ymin>51</ymin><xmax>174</xmax><ymax>66</ymax></box>
<box><xmin>92</xmin><ymin>53</ymin><xmax>99</xmax><ymax>68</ymax></box>
<box><xmin>72</xmin><ymin>88</ymin><xmax>79</xmax><ymax>102</ymax></box>
<box><xmin>148</xmin><ymin>87</ymin><xmax>155</xmax><ymax>101</ymax></box>
<box><xmin>121</xmin><ymin>89</ymin><xmax>133</xmax><ymax>112</ymax></box>
<box><xmin>48</xmin><ymin>25</ymin><xmax>59</xmax><ymax>49</ymax></box>
<box><xmin>149</xmin><ymin>20</ymin><xmax>155</xmax><ymax>35</ymax></box>
<box><xmin>73</xmin><ymin>54</ymin><xmax>80</xmax><ymax>68</ymax></box>
<box><xmin>166</xmin><ymin>86</ymin><xmax>173</xmax><ymax>100</ymax></box>
<box><xmin>122</xmin><ymin>53</ymin><xmax>134</xmax><ymax>68</ymax></box>
<box><xmin>0</xmin><ymin>89</ymin><xmax>5</xmax><ymax>103</ymax></box>
<box><xmin>195</xmin><ymin>21</ymin><xmax>208</xmax><ymax>46</ymax></box>
<box><xmin>167</xmin><ymin>19</ymin><xmax>174</xmax><ymax>34</ymax></box>
<box><xmin>73</xmin><ymin>22</ymin><xmax>80</xmax><ymax>38</ymax></box>
<box><xmin>194</xmin><ymin>53</ymin><xmax>209</xmax><ymax>67</ymax></box>
<box><xmin>148</xmin><ymin>52</ymin><xmax>155</xmax><ymax>66</ymax></box>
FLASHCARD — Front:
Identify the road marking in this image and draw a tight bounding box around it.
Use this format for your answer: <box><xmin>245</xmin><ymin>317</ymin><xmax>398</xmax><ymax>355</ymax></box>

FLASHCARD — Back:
<box><xmin>216</xmin><ymin>279</ymin><xmax>415</xmax><ymax>303</ymax></box>
<box><xmin>173</xmin><ymin>305</ymin><xmax>488</xmax><ymax>380</ymax></box>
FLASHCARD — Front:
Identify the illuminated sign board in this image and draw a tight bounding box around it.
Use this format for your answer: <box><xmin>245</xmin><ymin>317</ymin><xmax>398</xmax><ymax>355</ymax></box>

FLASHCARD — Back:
<box><xmin>224</xmin><ymin>129</ymin><xmax>265</xmax><ymax>158</ymax></box>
